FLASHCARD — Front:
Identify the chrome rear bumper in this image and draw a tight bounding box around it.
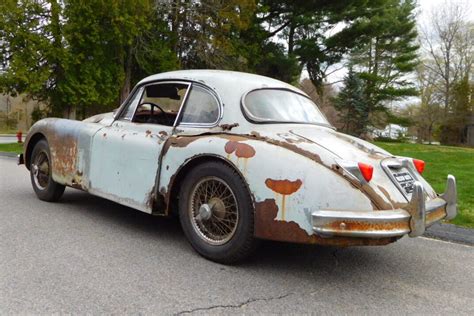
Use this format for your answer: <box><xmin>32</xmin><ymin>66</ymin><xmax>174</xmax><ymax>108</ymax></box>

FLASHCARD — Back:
<box><xmin>312</xmin><ymin>175</ymin><xmax>457</xmax><ymax>238</ymax></box>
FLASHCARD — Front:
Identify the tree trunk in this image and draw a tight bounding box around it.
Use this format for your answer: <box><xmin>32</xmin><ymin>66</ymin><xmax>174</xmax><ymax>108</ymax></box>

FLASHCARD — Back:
<box><xmin>288</xmin><ymin>19</ymin><xmax>295</xmax><ymax>55</ymax></box>
<box><xmin>428</xmin><ymin>122</ymin><xmax>433</xmax><ymax>144</ymax></box>
<box><xmin>119</xmin><ymin>46</ymin><xmax>133</xmax><ymax>104</ymax></box>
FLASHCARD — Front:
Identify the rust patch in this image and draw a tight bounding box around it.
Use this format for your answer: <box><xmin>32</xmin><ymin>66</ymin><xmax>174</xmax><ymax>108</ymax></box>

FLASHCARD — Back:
<box><xmin>248</xmin><ymin>131</ymin><xmax>322</xmax><ymax>164</ymax></box>
<box><xmin>254</xmin><ymin>199</ymin><xmax>398</xmax><ymax>246</ymax></box>
<box><xmin>161</xmin><ymin>136</ymin><xmax>199</xmax><ymax>157</ymax></box>
<box><xmin>49</xmin><ymin>133</ymin><xmax>78</xmax><ymax>178</ymax></box>
<box><xmin>224</xmin><ymin>141</ymin><xmax>255</xmax><ymax>158</ymax></box>
<box><xmin>378</xmin><ymin>185</ymin><xmax>392</xmax><ymax>200</ymax></box>
<box><xmin>169</xmin><ymin>136</ymin><xmax>201</xmax><ymax>148</ymax></box>
<box><xmin>426</xmin><ymin>206</ymin><xmax>446</xmax><ymax>224</ymax></box>
<box><xmin>145</xmin><ymin>130</ymin><xmax>152</xmax><ymax>137</ymax></box>
<box><xmin>376</xmin><ymin>185</ymin><xmax>407</xmax><ymax>209</ymax></box>
<box><xmin>159</xmin><ymin>131</ymin><xmax>168</xmax><ymax>137</ymax></box>
<box><xmin>264</xmin><ymin>178</ymin><xmax>302</xmax><ymax>220</ymax></box>
<box><xmin>145</xmin><ymin>186</ymin><xmax>155</xmax><ymax>210</ymax></box>
<box><xmin>70</xmin><ymin>170</ymin><xmax>86</xmax><ymax>190</ymax></box>
<box><xmin>220</xmin><ymin>123</ymin><xmax>239</xmax><ymax>131</ymax></box>
<box><xmin>326</xmin><ymin>220</ymin><xmax>409</xmax><ymax>232</ymax></box>
<box><xmin>361</xmin><ymin>184</ymin><xmax>396</xmax><ymax>210</ymax></box>
<box><xmin>265</xmin><ymin>179</ymin><xmax>302</xmax><ymax>195</ymax></box>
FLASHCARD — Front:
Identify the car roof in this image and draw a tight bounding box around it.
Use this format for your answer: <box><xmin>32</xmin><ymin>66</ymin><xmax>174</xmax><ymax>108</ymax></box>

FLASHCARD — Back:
<box><xmin>138</xmin><ymin>70</ymin><xmax>305</xmax><ymax>96</ymax></box>
<box><xmin>136</xmin><ymin>70</ymin><xmax>311</xmax><ymax>130</ymax></box>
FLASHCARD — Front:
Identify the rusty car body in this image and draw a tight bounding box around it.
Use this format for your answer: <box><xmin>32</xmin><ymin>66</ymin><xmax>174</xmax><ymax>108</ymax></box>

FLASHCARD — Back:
<box><xmin>19</xmin><ymin>70</ymin><xmax>457</xmax><ymax>262</ymax></box>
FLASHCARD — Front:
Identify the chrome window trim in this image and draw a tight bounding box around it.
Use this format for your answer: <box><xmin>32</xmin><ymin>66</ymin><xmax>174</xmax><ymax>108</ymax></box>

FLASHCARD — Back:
<box><xmin>177</xmin><ymin>82</ymin><xmax>223</xmax><ymax>128</ymax></box>
<box><xmin>116</xmin><ymin>86</ymin><xmax>145</xmax><ymax>121</ymax></box>
<box><xmin>240</xmin><ymin>87</ymin><xmax>334</xmax><ymax>129</ymax></box>
<box><xmin>172</xmin><ymin>82</ymin><xmax>192</xmax><ymax>127</ymax></box>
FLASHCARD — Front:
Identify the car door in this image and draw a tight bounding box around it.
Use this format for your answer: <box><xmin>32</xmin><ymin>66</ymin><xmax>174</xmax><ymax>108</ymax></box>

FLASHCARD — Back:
<box><xmin>88</xmin><ymin>81</ymin><xmax>191</xmax><ymax>213</ymax></box>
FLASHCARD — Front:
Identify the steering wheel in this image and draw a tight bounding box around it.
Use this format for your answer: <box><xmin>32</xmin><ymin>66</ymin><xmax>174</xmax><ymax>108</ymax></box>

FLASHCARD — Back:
<box><xmin>136</xmin><ymin>102</ymin><xmax>166</xmax><ymax>124</ymax></box>
<box><xmin>139</xmin><ymin>102</ymin><xmax>165</xmax><ymax>116</ymax></box>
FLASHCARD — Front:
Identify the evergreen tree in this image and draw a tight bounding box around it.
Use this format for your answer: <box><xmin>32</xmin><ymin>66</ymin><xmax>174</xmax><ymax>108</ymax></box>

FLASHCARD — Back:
<box><xmin>349</xmin><ymin>0</ymin><xmax>419</xmax><ymax>126</ymax></box>
<box><xmin>334</xmin><ymin>68</ymin><xmax>368</xmax><ymax>136</ymax></box>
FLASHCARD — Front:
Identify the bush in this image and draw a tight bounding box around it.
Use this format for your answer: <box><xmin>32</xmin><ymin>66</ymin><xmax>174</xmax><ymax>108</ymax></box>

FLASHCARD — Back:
<box><xmin>374</xmin><ymin>136</ymin><xmax>405</xmax><ymax>143</ymax></box>
<box><xmin>31</xmin><ymin>106</ymin><xmax>48</xmax><ymax>124</ymax></box>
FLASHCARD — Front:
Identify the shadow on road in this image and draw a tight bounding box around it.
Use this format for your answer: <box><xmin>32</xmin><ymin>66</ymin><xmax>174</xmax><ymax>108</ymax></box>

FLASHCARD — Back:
<box><xmin>54</xmin><ymin>189</ymin><xmax>431</xmax><ymax>285</ymax></box>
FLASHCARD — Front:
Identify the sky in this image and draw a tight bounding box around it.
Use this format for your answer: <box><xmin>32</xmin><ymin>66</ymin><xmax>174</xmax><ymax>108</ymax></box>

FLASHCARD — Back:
<box><xmin>418</xmin><ymin>0</ymin><xmax>474</xmax><ymax>23</ymax></box>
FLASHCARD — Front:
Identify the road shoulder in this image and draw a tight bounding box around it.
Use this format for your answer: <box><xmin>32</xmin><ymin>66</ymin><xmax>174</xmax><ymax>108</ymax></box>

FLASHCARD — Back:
<box><xmin>424</xmin><ymin>222</ymin><xmax>474</xmax><ymax>246</ymax></box>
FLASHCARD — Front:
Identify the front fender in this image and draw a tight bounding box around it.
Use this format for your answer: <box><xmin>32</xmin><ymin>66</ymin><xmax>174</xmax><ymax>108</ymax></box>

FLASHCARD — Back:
<box><xmin>24</xmin><ymin>118</ymin><xmax>103</xmax><ymax>189</ymax></box>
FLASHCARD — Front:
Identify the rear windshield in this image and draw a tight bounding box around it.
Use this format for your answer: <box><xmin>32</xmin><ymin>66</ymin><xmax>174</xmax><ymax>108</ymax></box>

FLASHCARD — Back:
<box><xmin>243</xmin><ymin>89</ymin><xmax>330</xmax><ymax>125</ymax></box>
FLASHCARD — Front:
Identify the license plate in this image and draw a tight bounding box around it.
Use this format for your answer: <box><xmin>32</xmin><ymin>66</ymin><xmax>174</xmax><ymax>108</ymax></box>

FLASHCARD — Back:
<box><xmin>392</xmin><ymin>169</ymin><xmax>415</xmax><ymax>195</ymax></box>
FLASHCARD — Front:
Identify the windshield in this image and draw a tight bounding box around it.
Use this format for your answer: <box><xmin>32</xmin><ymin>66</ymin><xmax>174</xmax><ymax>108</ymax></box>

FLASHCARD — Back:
<box><xmin>243</xmin><ymin>89</ymin><xmax>330</xmax><ymax>125</ymax></box>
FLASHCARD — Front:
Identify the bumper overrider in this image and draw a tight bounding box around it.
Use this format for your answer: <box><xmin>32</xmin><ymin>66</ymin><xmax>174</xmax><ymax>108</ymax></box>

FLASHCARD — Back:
<box><xmin>312</xmin><ymin>175</ymin><xmax>457</xmax><ymax>238</ymax></box>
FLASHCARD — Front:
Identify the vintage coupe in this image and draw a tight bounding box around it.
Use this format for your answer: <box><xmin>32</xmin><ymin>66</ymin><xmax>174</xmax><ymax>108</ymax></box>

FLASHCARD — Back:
<box><xmin>19</xmin><ymin>70</ymin><xmax>457</xmax><ymax>263</ymax></box>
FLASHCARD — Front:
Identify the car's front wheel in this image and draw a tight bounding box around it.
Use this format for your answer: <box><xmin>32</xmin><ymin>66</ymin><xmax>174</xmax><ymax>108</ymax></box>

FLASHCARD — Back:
<box><xmin>30</xmin><ymin>139</ymin><xmax>65</xmax><ymax>202</ymax></box>
<box><xmin>179</xmin><ymin>161</ymin><xmax>256</xmax><ymax>263</ymax></box>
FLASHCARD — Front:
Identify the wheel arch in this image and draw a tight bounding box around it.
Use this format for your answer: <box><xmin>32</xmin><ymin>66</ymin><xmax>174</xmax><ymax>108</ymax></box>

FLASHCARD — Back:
<box><xmin>25</xmin><ymin>133</ymin><xmax>47</xmax><ymax>170</ymax></box>
<box><xmin>164</xmin><ymin>154</ymin><xmax>254</xmax><ymax>216</ymax></box>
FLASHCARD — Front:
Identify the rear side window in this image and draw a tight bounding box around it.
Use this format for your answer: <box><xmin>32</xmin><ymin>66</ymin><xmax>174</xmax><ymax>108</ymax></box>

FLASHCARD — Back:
<box><xmin>243</xmin><ymin>88</ymin><xmax>330</xmax><ymax>125</ymax></box>
<box><xmin>180</xmin><ymin>85</ymin><xmax>220</xmax><ymax>125</ymax></box>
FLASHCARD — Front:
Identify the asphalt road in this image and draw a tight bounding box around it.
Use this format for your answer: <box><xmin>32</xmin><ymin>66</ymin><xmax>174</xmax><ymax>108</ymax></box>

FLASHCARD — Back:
<box><xmin>1</xmin><ymin>157</ymin><xmax>473</xmax><ymax>315</ymax></box>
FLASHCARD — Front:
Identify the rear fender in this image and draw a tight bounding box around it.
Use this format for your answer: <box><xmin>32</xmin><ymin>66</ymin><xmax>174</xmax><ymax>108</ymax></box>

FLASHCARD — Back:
<box><xmin>159</xmin><ymin>134</ymin><xmax>382</xmax><ymax>244</ymax></box>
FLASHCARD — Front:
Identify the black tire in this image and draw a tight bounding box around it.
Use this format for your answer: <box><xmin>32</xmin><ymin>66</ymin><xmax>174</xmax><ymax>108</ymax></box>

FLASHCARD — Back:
<box><xmin>179</xmin><ymin>161</ymin><xmax>256</xmax><ymax>264</ymax></box>
<box><xmin>29</xmin><ymin>139</ymin><xmax>65</xmax><ymax>202</ymax></box>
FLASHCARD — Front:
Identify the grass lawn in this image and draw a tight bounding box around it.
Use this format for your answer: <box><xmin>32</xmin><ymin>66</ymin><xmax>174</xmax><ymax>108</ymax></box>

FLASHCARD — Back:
<box><xmin>375</xmin><ymin>142</ymin><xmax>474</xmax><ymax>228</ymax></box>
<box><xmin>0</xmin><ymin>142</ymin><xmax>23</xmax><ymax>154</ymax></box>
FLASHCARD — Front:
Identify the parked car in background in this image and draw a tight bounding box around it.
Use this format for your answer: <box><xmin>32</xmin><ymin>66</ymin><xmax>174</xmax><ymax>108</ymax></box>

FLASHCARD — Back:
<box><xmin>19</xmin><ymin>70</ymin><xmax>457</xmax><ymax>263</ymax></box>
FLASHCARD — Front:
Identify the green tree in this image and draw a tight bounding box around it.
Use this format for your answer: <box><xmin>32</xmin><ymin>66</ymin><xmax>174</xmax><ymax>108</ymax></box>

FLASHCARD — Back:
<box><xmin>257</xmin><ymin>0</ymin><xmax>395</xmax><ymax>94</ymax></box>
<box><xmin>0</xmin><ymin>0</ymin><xmax>178</xmax><ymax>119</ymax></box>
<box><xmin>334</xmin><ymin>68</ymin><xmax>368</xmax><ymax>136</ymax></box>
<box><xmin>61</xmin><ymin>0</ymin><xmax>177</xmax><ymax>117</ymax></box>
<box><xmin>166</xmin><ymin>0</ymin><xmax>256</xmax><ymax>70</ymax></box>
<box><xmin>441</xmin><ymin>76</ymin><xmax>474</xmax><ymax>144</ymax></box>
<box><xmin>0</xmin><ymin>0</ymin><xmax>67</xmax><ymax>116</ymax></box>
<box><xmin>349</xmin><ymin>0</ymin><xmax>419</xmax><ymax>127</ymax></box>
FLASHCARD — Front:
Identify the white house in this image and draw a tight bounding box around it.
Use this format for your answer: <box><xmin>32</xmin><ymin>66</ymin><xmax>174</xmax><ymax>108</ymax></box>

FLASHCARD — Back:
<box><xmin>372</xmin><ymin>124</ymin><xmax>408</xmax><ymax>139</ymax></box>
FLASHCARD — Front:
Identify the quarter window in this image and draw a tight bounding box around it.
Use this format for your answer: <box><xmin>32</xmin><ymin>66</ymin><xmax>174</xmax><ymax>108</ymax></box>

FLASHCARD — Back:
<box><xmin>121</xmin><ymin>87</ymin><xmax>144</xmax><ymax>120</ymax></box>
<box><xmin>180</xmin><ymin>85</ymin><xmax>219</xmax><ymax>124</ymax></box>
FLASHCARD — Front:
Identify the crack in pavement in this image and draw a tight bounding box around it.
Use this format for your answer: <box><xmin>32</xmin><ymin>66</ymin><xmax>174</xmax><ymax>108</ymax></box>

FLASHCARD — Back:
<box><xmin>175</xmin><ymin>293</ymin><xmax>293</xmax><ymax>315</ymax></box>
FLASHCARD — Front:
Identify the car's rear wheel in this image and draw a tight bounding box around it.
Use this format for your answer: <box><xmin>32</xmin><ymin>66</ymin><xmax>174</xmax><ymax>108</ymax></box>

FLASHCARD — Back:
<box><xmin>30</xmin><ymin>139</ymin><xmax>65</xmax><ymax>202</ymax></box>
<box><xmin>179</xmin><ymin>161</ymin><xmax>256</xmax><ymax>263</ymax></box>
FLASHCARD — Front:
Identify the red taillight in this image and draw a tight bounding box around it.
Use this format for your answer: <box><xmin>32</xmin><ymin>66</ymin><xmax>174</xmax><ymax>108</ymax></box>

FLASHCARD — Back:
<box><xmin>413</xmin><ymin>159</ymin><xmax>425</xmax><ymax>174</ymax></box>
<box><xmin>358</xmin><ymin>162</ymin><xmax>373</xmax><ymax>182</ymax></box>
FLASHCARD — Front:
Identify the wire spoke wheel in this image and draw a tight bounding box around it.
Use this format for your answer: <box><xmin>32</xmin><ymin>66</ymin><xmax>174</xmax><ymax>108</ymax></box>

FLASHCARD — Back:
<box><xmin>31</xmin><ymin>151</ymin><xmax>50</xmax><ymax>190</ymax></box>
<box><xmin>189</xmin><ymin>176</ymin><xmax>239</xmax><ymax>246</ymax></box>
